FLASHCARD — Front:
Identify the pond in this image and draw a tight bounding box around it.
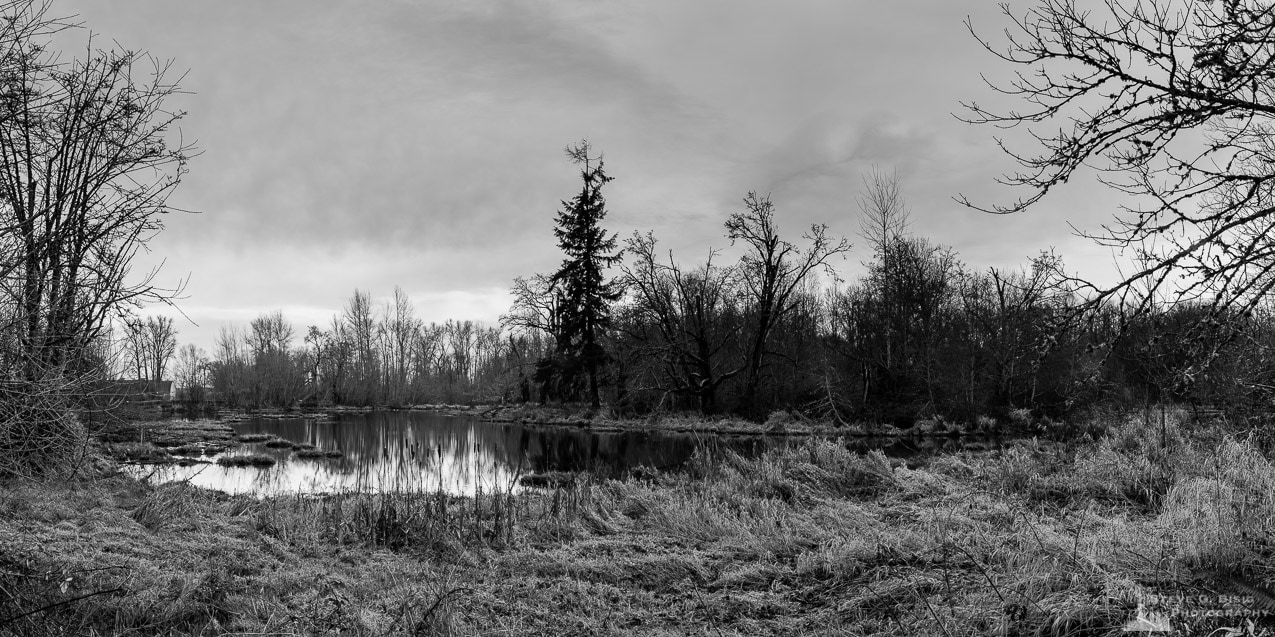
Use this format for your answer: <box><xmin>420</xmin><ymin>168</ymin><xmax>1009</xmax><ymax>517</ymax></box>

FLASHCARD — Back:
<box><xmin>132</xmin><ymin>411</ymin><xmax>993</xmax><ymax>496</ymax></box>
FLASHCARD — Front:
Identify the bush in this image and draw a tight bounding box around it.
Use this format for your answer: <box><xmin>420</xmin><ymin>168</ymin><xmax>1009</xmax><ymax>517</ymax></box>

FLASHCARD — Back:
<box><xmin>0</xmin><ymin>379</ymin><xmax>88</xmax><ymax>479</ymax></box>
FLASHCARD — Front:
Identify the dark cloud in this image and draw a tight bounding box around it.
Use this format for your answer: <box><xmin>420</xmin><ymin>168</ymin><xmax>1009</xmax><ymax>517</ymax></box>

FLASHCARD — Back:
<box><xmin>54</xmin><ymin>0</ymin><xmax>1121</xmax><ymax>351</ymax></box>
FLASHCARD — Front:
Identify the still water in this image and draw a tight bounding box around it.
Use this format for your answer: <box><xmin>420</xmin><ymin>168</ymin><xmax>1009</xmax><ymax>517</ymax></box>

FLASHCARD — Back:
<box><xmin>135</xmin><ymin>411</ymin><xmax>777</xmax><ymax>496</ymax></box>
<box><xmin>135</xmin><ymin>411</ymin><xmax>990</xmax><ymax>496</ymax></box>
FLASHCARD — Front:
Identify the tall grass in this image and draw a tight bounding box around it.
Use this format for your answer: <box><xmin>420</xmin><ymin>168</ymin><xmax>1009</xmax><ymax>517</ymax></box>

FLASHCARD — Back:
<box><xmin>12</xmin><ymin>411</ymin><xmax>1275</xmax><ymax>635</ymax></box>
<box><xmin>253</xmin><ymin>487</ymin><xmax>524</xmax><ymax>553</ymax></box>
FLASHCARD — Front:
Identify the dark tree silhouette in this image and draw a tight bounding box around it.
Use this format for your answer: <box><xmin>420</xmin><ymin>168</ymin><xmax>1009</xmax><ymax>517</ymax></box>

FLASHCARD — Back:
<box><xmin>622</xmin><ymin>232</ymin><xmax>744</xmax><ymax>414</ymax></box>
<box><xmin>545</xmin><ymin>140</ymin><xmax>623</xmax><ymax>410</ymax></box>
<box><xmin>726</xmin><ymin>192</ymin><xmax>850</xmax><ymax>417</ymax></box>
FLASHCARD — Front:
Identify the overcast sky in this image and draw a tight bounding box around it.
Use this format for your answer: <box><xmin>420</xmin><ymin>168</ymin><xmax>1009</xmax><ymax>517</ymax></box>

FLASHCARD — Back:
<box><xmin>56</xmin><ymin>1</ymin><xmax>1125</xmax><ymax>353</ymax></box>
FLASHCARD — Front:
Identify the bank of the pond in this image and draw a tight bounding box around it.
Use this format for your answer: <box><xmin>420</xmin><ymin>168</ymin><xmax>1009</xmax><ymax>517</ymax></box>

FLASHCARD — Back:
<box><xmin>92</xmin><ymin>408</ymin><xmax>992</xmax><ymax>483</ymax></box>
<box><xmin>7</xmin><ymin>408</ymin><xmax>1274</xmax><ymax>635</ymax></box>
<box><xmin>478</xmin><ymin>403</ymin><xmax>1010</xmax><ymax>438</ymax></box>
<box><xmin>200</xmin><ymin>402</ymin><xmax>1014</xmax><ymax>437</ymax></box>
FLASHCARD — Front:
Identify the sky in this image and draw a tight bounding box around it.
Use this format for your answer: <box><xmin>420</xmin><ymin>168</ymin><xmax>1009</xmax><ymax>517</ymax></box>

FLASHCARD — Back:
<box><xmin>54</xmin><ymin>0</ymin><xmax>1127</xmax><ymax>353</ymax></box>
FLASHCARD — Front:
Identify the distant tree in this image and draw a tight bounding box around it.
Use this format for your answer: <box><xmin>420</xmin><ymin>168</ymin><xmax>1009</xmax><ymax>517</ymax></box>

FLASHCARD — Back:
<box><xmin>122</xmin><ymin>316</ymin><xmax>177</xmax><ymax>381</ymax></box>
<box><xmin>121</xmin><ymin>320</ymin><xmax>149</xmax><ymax>380</ymax></box>
<box><xmin>173</xmin><ymin>343</ymin><xmax>209</xmax><ymax>403</ymax></box>
<box><xmin>249</xmin><ymin>311</ymin><xmax>293</xmax><ymax>356</ymax></box>
<box><xmin>210</xmin><ymin>325</ymin><xmax>250</xmax><ymax>407</ymax></box>
<box><xmin>311</xmin><ymin>317</ymin><xmax>354</xmax><ymax>405</ymax></box>
<box><xmin>343</xmin><ymin>289</ymin><xmax>378</xmax><ymax>405</ymax></box>
<box><xmin>247</xmin><ymin>310</ymin><xmax>304</xmax><ymax>407</ymax></box>
<box><xmin>858</xmin><ymin>168</ymin><xmax>911</xmax><ymax>260</ymax></box>
<box><xmin>726</xmin><ymin>192</ymin><xmax>850</xmax><ymax>417</ymax></box>
<box><xmin>384</xmin><ymin>286</ymin><xmax>420</xmax><ymax>405</ymax></box>
<box><xmin>0</xmin><ymin>0</ymin><xmax>193</xmax><ymax>381</ymax></box>
<box><xmin>962</xmin><ymin>0</ymin><xmax>1275</xmax><ymax>345</ymax></box>
<box><xmin>856</xmin><ymin>169</ymin><xmax>912</xmax><ymax>380</ymax></box>
<box><xmin>862</xmin><ymin>237</ymin><xmax>962</xmax><ymax>411</ymax></box>
<box><xmin>544</xmin><ymin>140</ymin><xmax>623</xmax><ymax>410</ymax></box>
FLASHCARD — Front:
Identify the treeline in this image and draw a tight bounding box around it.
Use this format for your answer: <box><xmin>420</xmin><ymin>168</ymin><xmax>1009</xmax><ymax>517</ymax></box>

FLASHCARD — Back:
<box><xmin>185</xmin><ymin>172</ymin><xmax>1275</xmax><ymax>422</ymax></box>
<box><xmin>184</xmin><ymin>289</ymin><xmax>541</xmax><ymax>409</ymax></box>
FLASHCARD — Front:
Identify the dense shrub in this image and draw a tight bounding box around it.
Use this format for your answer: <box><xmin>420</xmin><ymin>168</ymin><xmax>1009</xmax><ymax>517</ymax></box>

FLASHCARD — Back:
<box><xmin>0</xmin><ymin>379</ymin><xmax>88</xmax><ymax>479</ymax></box>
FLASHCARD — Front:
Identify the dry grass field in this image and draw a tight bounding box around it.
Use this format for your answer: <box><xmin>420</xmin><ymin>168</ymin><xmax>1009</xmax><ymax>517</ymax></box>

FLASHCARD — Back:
<box><xmin>3</xmin><ymin>409</ymin><xmax>1273</xmax><ymax>635</ymax></box>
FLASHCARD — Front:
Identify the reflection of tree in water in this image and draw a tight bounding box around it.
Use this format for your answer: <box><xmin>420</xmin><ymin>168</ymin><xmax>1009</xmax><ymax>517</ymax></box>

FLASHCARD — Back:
<box><xmin>229</xmin><ymin>413</ymin><xmax>532</xmax><ymax>494</ymax></box>
<box><xmin>209</xmin><ymin>413</ymin><xmax>999</xmax><ymax>495</ymax></box>
<box><xmin>519</xmin><ymin>429</ymin><xmax>786</xmax><ymax>475</ymax></box>
<box><xmin>522</xmin><ymin>429</ymin><xmax>654</xmax><ymax>474</ymax></box>
<box><xmin>226</xmin><ymin>413</ymin><xmax>739</xmax><ymax>491</ymax></box>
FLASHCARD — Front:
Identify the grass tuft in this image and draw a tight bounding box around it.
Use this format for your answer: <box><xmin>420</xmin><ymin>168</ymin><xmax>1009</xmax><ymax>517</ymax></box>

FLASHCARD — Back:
<box><xmin>294</xmin><ymin>448</ymin><xmax>338</xmax><ymax>459</ymax></box>
<box><xmin>216</xmin><ymin>454</ymin><xmax>276</xmax><ymax>468</ymax></box>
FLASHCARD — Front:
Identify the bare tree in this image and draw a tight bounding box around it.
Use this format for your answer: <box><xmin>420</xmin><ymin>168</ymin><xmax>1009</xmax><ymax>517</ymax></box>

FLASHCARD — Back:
<box><xmin>384</xmin><ymin>286</ymin><xmax>419</xmax><ymax>404</ymax></box>
<box><xmin>726</xmin><ymin>192</ymin><xmax>851</xmax><ymax>416</ymax></box>
<box><xmin>144</xmin><ymin>317</ymin><xmax>176</xmax><ymax>382</ymax></box>
<box><xmin>856</xmin><ymin>170</ymin><xmax>913</xmax><ymax>375</ymax></box>
<box><xmin>501</xmin><ymin>274</ymin><xmax>562</xmax><ymax>340</ymax></box>
<box><xmin>210</xmin><ymin>325</ymin><xmax>249</xmax><ymax>407</ymax></box>
<box><xmin>0</xmin><ymin>0</ymin><xmax>193</xmax><ymax>380</ymax></box>
<box><xmin>343</xmin><ymin>289</ymin><xmax>378</xmax><ymax>405</ymax></box>
<box><xmin>962</xmin><ymin>0</ymin><xmax>1275</xmax><ymax>324</ymax></box>
<box><xmin>622</xmin><ymin>231</ymin><xmax>745</xmax><ymax>414</ymax></box>
<box><xmin>121</xmin><ymin>316</ymin><xmax>176</xmax><ymax>381</ymax></box>
<box><xmin>173</xmin><ymin>343</ymin><xmax>208</xmax><ymax>403</ymax></box>
<box><xmin>248</xmin><ymin>310</ymin><xmax>304</xmax><ymax>407</ymax></box>
<box><xmin>858</xmin><ymin>167</ymin><xmax>911</xmax><ymax>256</ymax></box>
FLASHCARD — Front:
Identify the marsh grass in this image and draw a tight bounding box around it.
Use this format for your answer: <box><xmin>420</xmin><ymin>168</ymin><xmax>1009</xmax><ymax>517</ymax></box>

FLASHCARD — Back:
<box><xmin>253</xmin><ymin>486</ymin><xmax>524</xmax><ymax>553</ymax></box>
<box><xmin>216</xmin><ymin>453</ymin><xmax>276</xmax><ymax>468</ymax></box>
<box><xmin>130</xmin><ymin>480</ymin><xmax>196</xmax><ymax>530</ymax></box>
<box><xmin>105</xmin><ymin>441</ymin><xmax>173</xmax><ymax>464</ymax></box>
<box><xmin>8</xmin><ymin>409</ymin><xmax>1275</xmax><ymax>635</ymax></box>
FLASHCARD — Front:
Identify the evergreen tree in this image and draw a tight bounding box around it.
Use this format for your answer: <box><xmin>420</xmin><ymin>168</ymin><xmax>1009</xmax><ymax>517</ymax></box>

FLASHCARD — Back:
<box><xmin>546</xmin><ymin>140</ymin><xmax>623</xmax><ymax>409</ymax></box>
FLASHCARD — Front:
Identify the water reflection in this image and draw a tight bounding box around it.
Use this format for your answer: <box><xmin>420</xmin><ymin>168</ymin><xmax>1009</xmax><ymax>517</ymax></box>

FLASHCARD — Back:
<box><xmin>133</xmin><ymin>412</ymin><xmax>772</xmax><ymax>496</ymax></box>
<box><xmin>131</xmin><ymin>411</ymin><xmax>999</xmax><ymax>496</ymax></box>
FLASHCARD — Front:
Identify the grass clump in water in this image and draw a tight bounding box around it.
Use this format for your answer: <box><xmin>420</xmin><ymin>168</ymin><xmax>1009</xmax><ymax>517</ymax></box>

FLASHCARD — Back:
<box><xmin>107</xmin><ymin>442</ymin><xmax>173</xmax><ymax>464</ymax></box>
<box><xmin>216</xmin><ymin>454</ymin><xmax>276</xmax><ymax>468</ymax></box>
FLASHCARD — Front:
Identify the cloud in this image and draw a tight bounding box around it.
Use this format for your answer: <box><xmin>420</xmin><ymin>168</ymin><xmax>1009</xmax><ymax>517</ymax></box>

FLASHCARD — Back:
<box><xmin>61</xmin><ymin>0</ymin><xmax>1130</xmax><ymax>352</ymax></box>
